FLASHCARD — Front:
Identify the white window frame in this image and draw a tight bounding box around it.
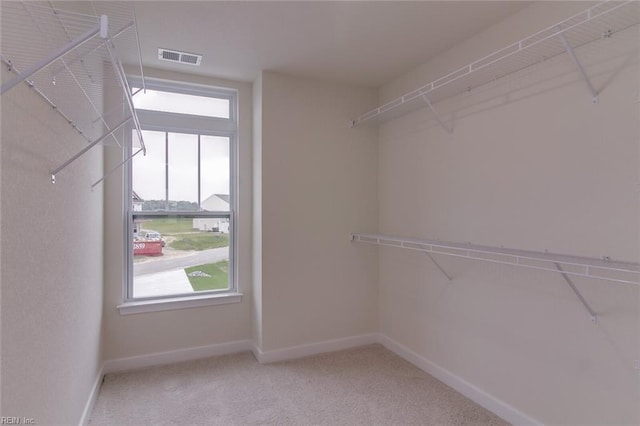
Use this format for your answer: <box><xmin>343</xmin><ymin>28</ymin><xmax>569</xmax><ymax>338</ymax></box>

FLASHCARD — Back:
<box><xmin>118</xmin><ymin>77</ymin><xmax>241</xmax><ymax>314</ymax></box>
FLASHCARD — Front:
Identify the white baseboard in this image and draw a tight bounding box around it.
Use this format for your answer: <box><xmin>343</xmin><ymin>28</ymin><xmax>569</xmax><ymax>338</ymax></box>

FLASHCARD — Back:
<box><xmin>78</xmin><ymin>365</ymin><xmax>104</xmax><ymax>426</ymax></box>
<box><xmin>378</xmin><ymin>334</ymin><xmax>541</xmax><ymax>426</ymax></box>
<box><xmin>96</xmin><ymin>333</ymin><xmax>536</xmax><ymax>426</ymax></box>
<box><xmin>103</xmin><ymin>339</ymin><xmax>253</xmax><ymax>374</ymax></box>
<box><xmin>252</xmin><ymin>333</ymin><xmax>379</xmax><ymax>364</ymax></box>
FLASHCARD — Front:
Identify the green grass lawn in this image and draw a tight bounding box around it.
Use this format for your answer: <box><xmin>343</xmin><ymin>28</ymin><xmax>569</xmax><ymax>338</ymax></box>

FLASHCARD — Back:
<box><xmin>185</xmin><ymin>261</ymin><xmax>229</xmax><ymax>291</ymax></box>
<box><xmin>140</xmin><ymin>217</ymin><xmax>195</xmax><ymax>234</ymax></box>
<box><xmin>169</xmin><ymin>233</ymin><xmax>228</xmax><ymax>251</ymax></box>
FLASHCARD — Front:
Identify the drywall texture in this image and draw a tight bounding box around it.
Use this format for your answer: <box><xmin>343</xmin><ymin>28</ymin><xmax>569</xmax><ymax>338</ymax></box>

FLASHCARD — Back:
<box><xmin>257</xmin><ymin>71</ymin><xmax>379</xmax><ymax>351</ymax></box>
<box><xmin>377</xmin><ymin>2</ymin><xmax>640</xmax><ymax>424</ymax></box>
<box><xmin>1</xmin><ymin>68</ymin><xmax>104</xmax><ymax>422</ymax></box>
<box><xmin>102</xmin><ymin>67</ymin><xmax>252</xmax><ymax>360</ymax></box>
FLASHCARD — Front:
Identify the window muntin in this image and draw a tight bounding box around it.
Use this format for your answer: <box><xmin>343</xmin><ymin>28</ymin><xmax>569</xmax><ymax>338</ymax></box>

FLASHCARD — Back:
<box><xmin>127</xmin><ymin>80</ymin><xmax>236</xmax><ymax>302</ymax></box>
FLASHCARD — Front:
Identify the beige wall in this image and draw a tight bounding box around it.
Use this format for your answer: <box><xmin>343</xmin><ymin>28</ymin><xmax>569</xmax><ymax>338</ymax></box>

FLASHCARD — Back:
<box><xmin>1</xmin><ymin>68</ymin><xmax>104</xmax><ymax>422</ymax></box>
<box><xmin>103</xmin><ymin>67</ymin><xmax>381</xmax><ymax>358</ymax></box>
<box><xmin>377</xmin><ymin>2</ymin><xmax>639</xmax><ymax>424</ymax></box>
<box><xmin>102</xmin><ymin>67</ymin><xmax>253</xmax><ymax>360</ymax></box>
<box><xmin>258</xmin><ymin>71</ymin><xmax>379</xmax><ymax>351</ymax></box>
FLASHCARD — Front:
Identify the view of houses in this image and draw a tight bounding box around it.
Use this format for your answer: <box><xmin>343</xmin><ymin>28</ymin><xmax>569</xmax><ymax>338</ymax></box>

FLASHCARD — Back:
<box><xmin>131</xmin><ymin>192</ymin><xmax>231</xmax><ymax>297</ymax></box>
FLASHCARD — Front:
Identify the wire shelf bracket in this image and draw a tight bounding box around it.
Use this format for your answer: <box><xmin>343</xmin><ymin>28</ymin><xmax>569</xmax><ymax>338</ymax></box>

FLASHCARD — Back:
<box><xmin>351</xmin><ymin>233</ymin><xmax>640</xmax><ymax>323</ymax></box>
<box><xmin>1</xmin><ymin>1</ymin><xmax>147</xmax><ymax>186</ymax></box>
<box><xmin>426</xmin><ymin>252</ymin><xmax>453</xmax><ymax>283</ymax></box>
<box><xmin>0</xmin><ymin>16</ymin><xmax>105</xmax><ymax>95</ymax></box>
<box><xmin>1</xmin><ymin>54</ymin><xmax>93</xmax><ymax>143</ymax></box>
<box><xmin>51</xmin><ymin>116</ymin><xmax>131</xmax><ymax>184</ymax></box>
<box><xmin>553</xmin><ymin>262</ymin><xmax>598</xmax><ymax>323</ymax></box>
<box><xmin>350</xmin><ymin>0</ymin><xmax>639</xmax><ymax>127</ymax></box>
<box><xmin>91</xmin><ymin>146</ymin><xmax>143</xmax><ymax>189</ymax></box>
<box><xmin>421</xmin><ymin>92</ymin><xmax>453</xmax><ymax>134</ymax></box>
<box><xmin>557</xmin><ymin>28</ymin><xmax>599</xmax><ymax>103</ymax></box>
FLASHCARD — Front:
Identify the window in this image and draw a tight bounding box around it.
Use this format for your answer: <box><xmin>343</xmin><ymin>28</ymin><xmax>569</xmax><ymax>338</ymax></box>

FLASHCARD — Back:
<box><xmin>123</xmin><ymin>78</ymin><xmax>238</xmax><ymax>308</ymax></box>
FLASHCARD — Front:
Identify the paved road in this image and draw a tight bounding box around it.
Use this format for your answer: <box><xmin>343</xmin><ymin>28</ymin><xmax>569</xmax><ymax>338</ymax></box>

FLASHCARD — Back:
<box><xmin>134</xmin><ymin>247</ymin><xmax>229</xmax><ymax>276</ymax></box>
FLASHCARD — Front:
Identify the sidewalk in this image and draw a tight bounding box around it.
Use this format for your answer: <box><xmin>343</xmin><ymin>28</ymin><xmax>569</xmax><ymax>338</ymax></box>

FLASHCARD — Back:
<box><xmin>133</xmin><ymin>269</ymin><xmax>194</xmax><ymax>298</ymax></box>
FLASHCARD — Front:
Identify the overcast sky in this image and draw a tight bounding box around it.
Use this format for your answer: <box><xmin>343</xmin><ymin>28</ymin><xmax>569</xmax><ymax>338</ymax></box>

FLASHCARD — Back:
<box><xmin>131</xmin><ymin>89</ymin><xmax>231</xmax><ymax>203</ymax></box>
<box><xmin>132</xmin><ymin>130</ymin><xmax>229</xmax><ymax>202</ymax></box>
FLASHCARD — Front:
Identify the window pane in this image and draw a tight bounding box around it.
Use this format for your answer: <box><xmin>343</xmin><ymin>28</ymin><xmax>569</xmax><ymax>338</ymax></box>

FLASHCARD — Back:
<box><xmin>132</xmin><ymin>130</ymin><xmax>166</xmax><ymax>207</ymax></box>
<box><xmin>200</xmin><ymin>136</ymin><xmax>230</xmax><ymax>212</ymax></box>
<box><xmin>132</xmin><ymin>216</ymin><xmax>230</xmax><ymax>298</ymax></box>
<box><xmin>132</xmin><ymin>88</ymin><xmax>230</xmax><ymax>118</ymax></box>
<box><xmin>128</xmin><ymin>81</ymin><xmax>236</xmax><ymax>301</ymax></box>
<box><xmin>168</xmin><ymin>133</ymin><xmax>198</xmax><ymax>211</ymax></box>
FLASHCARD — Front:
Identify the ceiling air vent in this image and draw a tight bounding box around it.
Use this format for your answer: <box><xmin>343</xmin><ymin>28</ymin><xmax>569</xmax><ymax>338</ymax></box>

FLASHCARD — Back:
<box><xmin>158</xmin><ymin>48</ymin><xmax>202</xmax><ymax>66</ymax></box>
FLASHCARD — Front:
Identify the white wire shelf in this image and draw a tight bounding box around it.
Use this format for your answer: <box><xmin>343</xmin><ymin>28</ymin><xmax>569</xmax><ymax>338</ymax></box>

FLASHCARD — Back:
<box><xmin>350</xmin><ymin>0</ymin><xmax>640</xmax><ymax>127</ymax></box>
<box><xmin>351</xmin><ymin>233</ymin><xmax>640</xmax><ymax>287</ymax></box>
<box><xmin>0</xmin><ymin>0</ymin><xmax>146</xmax><ymax>185</ymax></box>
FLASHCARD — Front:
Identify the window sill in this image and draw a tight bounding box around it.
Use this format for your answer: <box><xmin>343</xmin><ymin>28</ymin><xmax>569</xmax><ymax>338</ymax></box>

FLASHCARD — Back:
<box><xmin>118</xmin><ymin>292</ymin><xmax>242</xmax><ymax>315</ymax></box>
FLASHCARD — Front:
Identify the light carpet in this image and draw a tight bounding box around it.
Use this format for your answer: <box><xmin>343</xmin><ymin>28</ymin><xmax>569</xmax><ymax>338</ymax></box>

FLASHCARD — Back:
<box><xmin>90</xmin><ymin>344</ymin><xmax>508</xmax><ymax>425</ymax></box>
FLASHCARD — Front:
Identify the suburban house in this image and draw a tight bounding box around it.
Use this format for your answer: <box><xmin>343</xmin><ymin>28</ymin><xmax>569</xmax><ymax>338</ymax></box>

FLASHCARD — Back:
<box><xmin>132</xmin><ymin>190</ymin><xmax>144</xmax><ymax>212</ymax></box>
<box><xmin>193</xmin><ymin>193</ymin><xmax>231</xmax><ymax>233</ymax></box>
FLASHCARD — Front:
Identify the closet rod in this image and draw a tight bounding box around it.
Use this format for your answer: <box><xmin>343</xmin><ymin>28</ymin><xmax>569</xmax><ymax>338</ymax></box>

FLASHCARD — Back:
<box><xmin>350</xmin><ymin>233</ymin><xmax>640</xmax><ymax>286</ymax></box>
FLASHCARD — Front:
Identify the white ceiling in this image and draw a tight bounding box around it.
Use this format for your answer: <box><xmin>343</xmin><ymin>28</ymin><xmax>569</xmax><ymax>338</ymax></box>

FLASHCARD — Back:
<box><xmin>122</xmin><ymin>1</ymin><xmax>531</xmax><ymax>87</ymax></box>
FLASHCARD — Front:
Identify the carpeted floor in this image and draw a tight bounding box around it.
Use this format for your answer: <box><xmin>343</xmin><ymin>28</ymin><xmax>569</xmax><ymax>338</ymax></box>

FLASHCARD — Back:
<box><xmin>90</xmin><ymin>344</ymin><xmax>508</xmax><ymax>425</ymax></box>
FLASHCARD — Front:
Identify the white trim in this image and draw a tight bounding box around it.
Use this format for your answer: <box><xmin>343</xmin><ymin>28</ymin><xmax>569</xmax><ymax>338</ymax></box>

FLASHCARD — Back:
<box><xmin>124</xmin><ymin>76</ymin><xmax>239</xmax><ymax>302</ymax></box>
<box><xmin>378</xmin><ymin>334</ymin><xmax>542</xmax><ymax>426</ymax></box>
<box><xmin>252</xmin><ymin>333</ymin><xmax>379</xmax><ymax>364</ymax></box>
<box><xmin>78</xmin><ymin>366</ymin><xmax>104</xmax><ymax>426</ymax></box>
<box><xmin>118</xmin><ymin>292</ymin><xmax>242</xmax><ymax>315</ymax></box>
<box><xmin>103</xmin><ymin>339</ymin><xmax>253</xmax><ymax>374</ymax></box>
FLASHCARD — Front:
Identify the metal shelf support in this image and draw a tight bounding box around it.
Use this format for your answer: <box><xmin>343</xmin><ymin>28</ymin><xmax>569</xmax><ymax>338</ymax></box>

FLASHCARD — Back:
<box><xmin>51</xmin><ymin>116</ymin><xmax>131</xmax><ymax>183</ymax></box>
<box><xmin>557</xmin><ymin>29</ymin><xmax>599</xmax><ymax>103</ymax></box>
<box><xmin>421</xmin><ymin>93</ymin><xmax>453</xmax><ymax>134</ymax></box>
<box><xmin>351</xmin><ymin>233</ymin><xmax>640</xmax><ymax>323</ymax></box>
<box><xmin>554</xmin><ymin>262</ymin><xmax>598</xmax><ymax>323</ymax></box>
<box><xmin>50</xmin><ymin>21</ymin><xmax>133</xmax><ymax>83</ymax></box>
<box><xmin>105</xmin><ymin>41</ymin><xmax>146</xmax><ymax>155</ymax></box>
<box><xmin>91</xmin><ymin>147</ymin><xmax>144</xmax><ymax>189</ymax></box>
<box><xmin>426</xmin><ymin>252</ymin><xmax>453</xmax><ymax>283</ymax></box>
<box><xmin>2</xmin><ymin>2</ymin><xmax>147</xmax><ymax>186</ymax></box>
<box><xmin>351</xmin><ymin>233</ymin><xmax>640</xmax><ymax>286</ymax></box>
<box><xmin>350</xmin><ymin>0</ymin><xmax>637</xmax><ymax>126</ymax></box>
<box><xmin>1</xmin><ymin>54</ymin><xmax>92</xmax><ymax>144</ymax></box>
<box><xmin>0</xmin><ymin>18</ymin><xmax>105</xmax><ymax>95</ymax></box>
